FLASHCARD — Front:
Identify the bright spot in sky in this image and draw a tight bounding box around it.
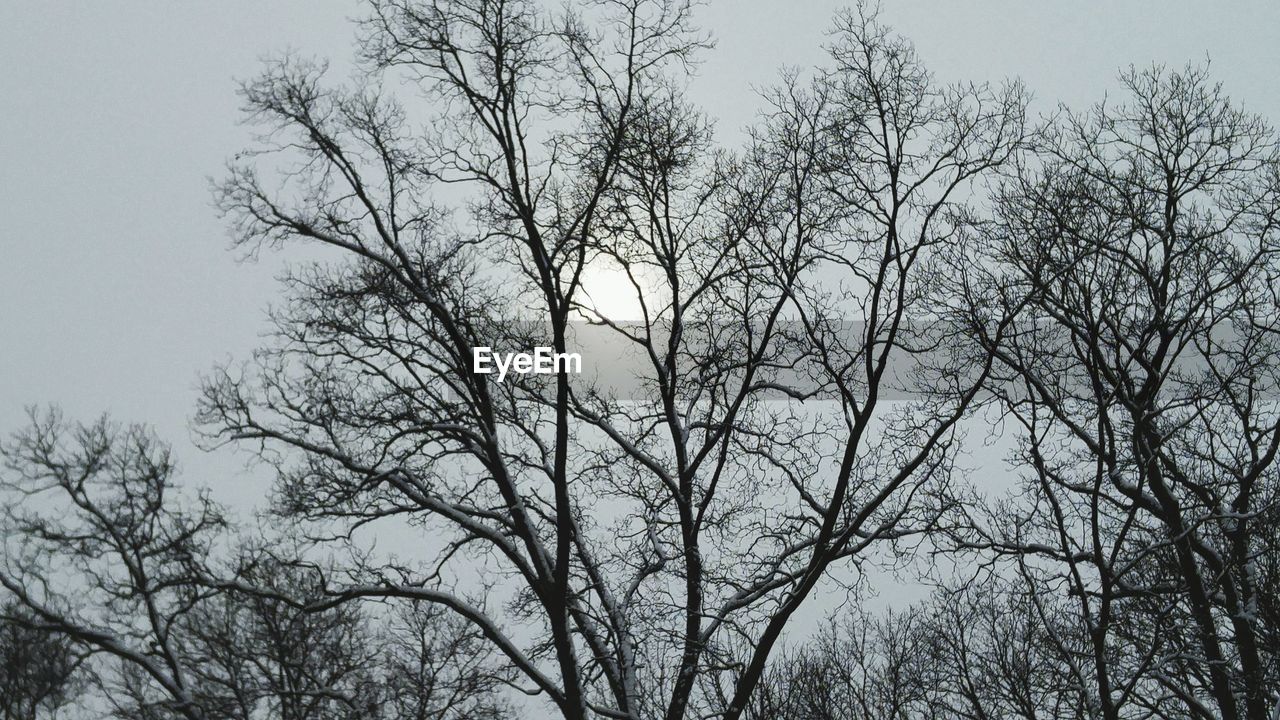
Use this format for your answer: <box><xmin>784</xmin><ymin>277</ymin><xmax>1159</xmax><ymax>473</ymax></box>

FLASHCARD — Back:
<box><xmin>575</xmin><ymin>258</ymin><xmax>654</xmax><ymax>322</ymax></box>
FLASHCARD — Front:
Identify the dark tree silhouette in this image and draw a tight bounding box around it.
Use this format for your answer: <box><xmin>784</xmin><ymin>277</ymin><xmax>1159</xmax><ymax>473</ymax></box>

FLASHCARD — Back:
<box><xmin>0</xmin><ymin>411</ymin><xmax>511</xmax><ymax>719</ymax></box>
<box><xmin>746</xmin><ymin>583</ymin><xmax>1110</xmax><ymax>720</ymax></box>
<box><xmin>952</xmin><ymin>64</ymin><xmax>1280</xmax><ymax>719</ymax></box>
<box><xmin>197</xmin><ymin>2</ymin><xmax>1025</xmax><ymax>718</ymax></box>
<box><xmin>0</xmin><ymin>603</ymin><xmax>82</xmax><ymax>720</ymax></box>
<box><xmin>10</xmin><ymin>3</ymin><xmax>1279</xmax><ymax>720</ymax></box>
<box><xmin>0</xmin><ymin>410</ymin><xmax>226</xmax><ymax>719</ymax></box>
<box><xmin>181</xmin><ymin>552</ymin><xmax>382</xmax><ymax>720</ymax></box>
<box><xmin>376</xmin><ymin>601</ymin><xmax>515</xmax><ymax>720</ymax></box>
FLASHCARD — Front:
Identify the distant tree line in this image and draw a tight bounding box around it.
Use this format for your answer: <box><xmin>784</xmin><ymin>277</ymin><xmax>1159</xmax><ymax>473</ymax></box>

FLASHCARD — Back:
<box><xmin>0</xmin><ymin>413</ymin><xmax>512</xmax><ymax>719</ymax></box>
<box><xmin>3</xmin><ymin>1</ymin><xmax>1278</xmax><ymax>718</ymax></box>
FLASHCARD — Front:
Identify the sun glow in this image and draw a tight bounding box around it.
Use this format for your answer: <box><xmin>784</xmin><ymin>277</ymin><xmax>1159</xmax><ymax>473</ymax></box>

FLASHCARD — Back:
<box><xmin>574</xmin><ymin>258</ymin><xmax>657</xmax><ymax>322</ymax></box>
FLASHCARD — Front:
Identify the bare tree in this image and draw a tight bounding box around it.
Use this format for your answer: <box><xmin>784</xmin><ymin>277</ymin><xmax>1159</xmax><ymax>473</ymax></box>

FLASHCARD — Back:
<box><xmin>0</xmin><ymin>409</ymin><xmax>226</xmax><ymax>720</ymax></box>
<box><xmin>955</xmin><ymin>64</ymin><xmax>1280</xmax><ymax>719</ymax></box>
<box><xmin>377</xmin><ymin>601</ymin><xmax>515</xmax><ymax>720</ymax></box>
<box><xmin>927</xmin><ymin>580</ymin><xmax>1105</xmax><ymax>720</ymax></box>
<box><xmin>198</xmin><ymin>2</ymin><xmax>1025</xmax><ymax>718</ymax></box>
<box><xmin>14</xmin><ymin>4</ymin><xmax>1280</xmax><ymax>720</ymax></box>
<box><xmin>0</xmin><ymin>603</ymin><xmax>82</xmax><ymax>720</ymax></box>
<box><xmin>182</xmin><ymin>551</ymin><xmax>383</xmax><ymax>720</ymax></box>
<box><xmin>745</xmin><ymin>581</ymin><xmax>1106</xmax><ymax>720</ymax></box>
<box><xmin>744</xmin><ymin>607</ymin><xmax>940</xmax><ymax>720</ymax></box>
<box><xmin>0</xmin><ymin>410</ymin><xmax>518</xmax><ymax>719</ymax></box>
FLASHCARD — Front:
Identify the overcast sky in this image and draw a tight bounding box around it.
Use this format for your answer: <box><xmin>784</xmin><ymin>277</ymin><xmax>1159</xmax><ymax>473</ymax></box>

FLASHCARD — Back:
<box><xmin>3</xmin><ymin>1</ymin><xmax>1280</xmax><ymax>510</ymax></box>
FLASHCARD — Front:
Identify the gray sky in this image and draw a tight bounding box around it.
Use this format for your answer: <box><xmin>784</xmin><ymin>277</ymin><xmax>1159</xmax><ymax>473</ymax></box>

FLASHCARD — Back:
<box><xmin>3</xmin><ymin>0</ymin><xmax>1280</xmax><ymax>511</ymax></box>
